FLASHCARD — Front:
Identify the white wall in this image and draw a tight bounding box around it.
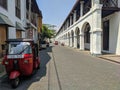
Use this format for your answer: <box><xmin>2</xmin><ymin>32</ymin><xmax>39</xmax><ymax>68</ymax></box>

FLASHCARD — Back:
<box><xmin>0</xmin><ymin>0</ymin><xmax>26</xmax><ymax>39</ymax></box>
<box><xmin>109</xmin><ymin>13</ymin><xmax>119</xmax><ymax>54</ymax></box>
<box><xmin>118</xmin><ymin>0</ymin><xmax>120</xmax><ymax>8</ymax></box>
<box><xmin>57</xmin><ymin>10</ymin><xmax>120</xmax><ymax>55</ymax></box>
<box><xmin>114</xmin><ymin>12</ymin><xmax>120</xmax><ymax>55</ymax></box>
<box><xmin>56</xmin><ymin>3</ymin><xmax>120</xmax><ymax>55</ymax></box>
<box><xmin>102</xmin><ymin>12</ymin><xmax>120</xmax><ymax>54</ymax></box>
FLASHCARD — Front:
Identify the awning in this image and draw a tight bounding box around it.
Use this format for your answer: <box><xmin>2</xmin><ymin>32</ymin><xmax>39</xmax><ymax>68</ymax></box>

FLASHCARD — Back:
<box><xmin>0</xmin><ymin>13</ymin><xmax>14</xmax><ymax>27</ymax></box>
<box><xmin>16</xmin><ymin>22</ymin><xmax>25</xmax><ymax>31</ymax></box>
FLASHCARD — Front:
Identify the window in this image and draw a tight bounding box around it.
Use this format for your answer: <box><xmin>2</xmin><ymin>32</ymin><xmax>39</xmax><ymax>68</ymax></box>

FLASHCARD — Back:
<box><xmin>0</xmin><ymin>0</ymin><xmax>7</xmax><ymax>10</ymax></box>
<box><xmin>85</xmin><ymin>29</ymin><xmax>90</xmax><ymax>43</ymax></box>
<box><xmin>100</xmin><ymin>0</ymin><xmax>118</xmax><ymax>7</ymax></box>
<box><xmin>15</xmin><ymin>0</ymin><xmax>21</xmax><ymax>19</ymax></box>
<box><xmin>8</xmin><ymin>42</ymin><xmax>32</xmax><ymax>54</ymax></box>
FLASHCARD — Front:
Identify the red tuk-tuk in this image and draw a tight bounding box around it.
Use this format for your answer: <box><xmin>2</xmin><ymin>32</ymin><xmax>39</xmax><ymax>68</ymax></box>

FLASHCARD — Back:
<box><xmin>2</xmin><ymin>39</ymin><xmax>40</xmax><ymax>88</ymax></box>
<box><xmin>54</xmin><ymin>41</ymin><xmax>58</xmax><ymax>45</ymax></box>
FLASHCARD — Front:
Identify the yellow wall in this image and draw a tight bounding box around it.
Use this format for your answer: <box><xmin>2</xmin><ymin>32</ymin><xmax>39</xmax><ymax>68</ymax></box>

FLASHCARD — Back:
<box><xmin>38</xmin><ymin>16</ymin><xmax>42</xmax><ymax>33</ymax></box>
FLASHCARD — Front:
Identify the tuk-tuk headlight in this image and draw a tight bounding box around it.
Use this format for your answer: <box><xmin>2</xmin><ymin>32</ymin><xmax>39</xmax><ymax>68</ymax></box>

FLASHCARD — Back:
<box><xmin>5</xmin><ymin>61</ymin><xmax>9</xmax><ymax>65</ymax></box>
<box><xmin>24</xmin><ymin>60</ymin><xmax>29</xmax><ymax>64</ymax></box>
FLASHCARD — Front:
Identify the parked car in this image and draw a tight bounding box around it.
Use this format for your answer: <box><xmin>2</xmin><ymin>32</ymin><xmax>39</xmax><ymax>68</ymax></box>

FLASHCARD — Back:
<box><xmin>40</xmin><ymin>41</ymin><xmax>47</xmax><ymax>49</ymax></box>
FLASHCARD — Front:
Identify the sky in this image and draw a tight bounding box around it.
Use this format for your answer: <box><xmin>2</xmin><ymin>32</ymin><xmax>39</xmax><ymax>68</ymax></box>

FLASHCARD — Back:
<box><xmin>36</xmin><ymin>0</ymin><xmax>76</xmax><ymax>30</ymax></box>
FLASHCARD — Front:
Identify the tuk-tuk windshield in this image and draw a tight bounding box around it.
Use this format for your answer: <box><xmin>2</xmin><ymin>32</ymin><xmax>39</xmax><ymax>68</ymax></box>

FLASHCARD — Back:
<box><xmin>8</xmin><ymin>42</ymin><xmax>32</xmax><ymax>55</ymax></box>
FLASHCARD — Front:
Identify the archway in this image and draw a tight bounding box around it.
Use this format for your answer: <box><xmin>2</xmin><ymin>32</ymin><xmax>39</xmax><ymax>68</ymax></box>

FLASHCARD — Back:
<box><xmin>68</xmin><ymin>32</ymin><xmax>70</xmax><ymax>46</ymax></box>
<box><xmin>75</xmin><ymin>27</ymin><xmax>80</xmax><ymax>48</ymax></box>
<box><xmin>71</xmin><ymin>30</ymin><xmax>74</xmax><ymax>47</ymax></box>
<box><xmin>65</xmin><ymin>34</ymin><xmax>67</xmax><ymax>45</ymax></box>
<box><xmin>82</xmin><ymin>22</ymin><xmax>91</xmax><ymax>50</ymax></box>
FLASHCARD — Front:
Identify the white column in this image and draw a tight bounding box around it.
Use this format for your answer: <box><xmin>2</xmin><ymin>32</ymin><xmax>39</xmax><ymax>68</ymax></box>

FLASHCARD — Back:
<box><xmin>73</xmin><ymin>10</ymin><xmax>77</xmax><ymax>23</ymax></box>
<box><xmin>80</xmin><ymin>1</ymin><xmax>84</xmax><ymax>17</ymax></box>
<box><xmin>65</xmin><ymin>22</ymin><xmax>67</xmax><ymax>30</ymax></box>
<box><xmin>91</xmin><ymin>30</ymin><xmax>102</xmax><ymax>55</ymax></box>
<box><xmin>66</xmin><ymin>20</ymin><xmax>68</xmax><ymax>28</ymax></box>
<box><xmin>67</xmin><ymin>21</ymin><xmax>69</xmax><ymax>28</ymax></box>
<box><xmin>80</xmin><ymin>34</ymin><xmax>84</xmax><ymax>50</ymax></box>
<box><xmin>92</xmin><ymin>0</ymin><xmax>100</xmax><ymax>7</ymax></box>
<box><xmin>90</xmin><ymin>4</ymin><xmax>102</xmax><ymax>55</ymax></box>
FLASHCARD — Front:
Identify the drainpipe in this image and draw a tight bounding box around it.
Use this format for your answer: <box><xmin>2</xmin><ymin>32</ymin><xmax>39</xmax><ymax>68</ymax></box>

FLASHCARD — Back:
<box><xmin>28</xmin><ymin>0</ymin><xmax>31</xmax><ymax>39</ymax></box>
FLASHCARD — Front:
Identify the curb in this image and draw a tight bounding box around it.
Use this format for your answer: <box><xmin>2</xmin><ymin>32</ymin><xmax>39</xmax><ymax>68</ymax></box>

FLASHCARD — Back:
<box><xmin>99</xmin><ymin>57</ymin><xmax>120</xmax><ymax>64</ymax></box>
<box><xmin>0</xmin><ymin>61</ymin><xmax>6</xmax><ymax>78</ymax></box>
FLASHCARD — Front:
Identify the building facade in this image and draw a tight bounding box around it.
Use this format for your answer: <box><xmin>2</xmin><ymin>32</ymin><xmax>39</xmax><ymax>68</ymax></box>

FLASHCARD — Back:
<box><xmin>26</xmin><ymin>0</ymin><xmax>42</xmax><ymax>43</ymax></box>
<box><xmin>55</xmin><ymin>0</ymin><xmax>120</xmax><ymax>55</ymax></box>
<box><xmin>0</xmin><ymin>0</ymin><xmax>42</xmax><ymax>58</ymax></box>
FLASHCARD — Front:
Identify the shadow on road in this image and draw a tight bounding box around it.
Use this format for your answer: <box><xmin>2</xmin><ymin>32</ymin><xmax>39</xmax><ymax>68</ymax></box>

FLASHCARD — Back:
<box><xmin>0</xmin><ymin>46</ymin><xmax>53</xmax><ymax>90</ymax></box>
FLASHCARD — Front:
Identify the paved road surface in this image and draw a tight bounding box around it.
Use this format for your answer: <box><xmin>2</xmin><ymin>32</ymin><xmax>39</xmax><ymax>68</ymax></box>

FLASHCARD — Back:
<box><xmin>0</xmin><ymin>45</ymin><xmax>120</xmax><ymax>90</ymax></box>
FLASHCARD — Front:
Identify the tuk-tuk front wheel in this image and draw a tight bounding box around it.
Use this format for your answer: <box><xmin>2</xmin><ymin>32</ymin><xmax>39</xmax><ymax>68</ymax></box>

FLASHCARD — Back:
<box><xmin>11</xmin><ymin>77</ymin><xmax>20</xmax><ymax>88</ymax></box>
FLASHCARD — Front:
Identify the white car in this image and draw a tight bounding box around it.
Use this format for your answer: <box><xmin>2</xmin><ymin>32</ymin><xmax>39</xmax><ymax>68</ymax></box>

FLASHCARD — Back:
<box><xmin>40</xmin><ymin>41</ymin><xmax>47</xmax><ymax>49</ymax></box>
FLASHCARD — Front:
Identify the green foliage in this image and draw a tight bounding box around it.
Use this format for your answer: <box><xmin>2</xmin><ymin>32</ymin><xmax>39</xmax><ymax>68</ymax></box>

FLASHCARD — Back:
<box><xmin>41</xmin><ymin>24</ymin><xmax>55</xmax><ymax>40</ymax></box>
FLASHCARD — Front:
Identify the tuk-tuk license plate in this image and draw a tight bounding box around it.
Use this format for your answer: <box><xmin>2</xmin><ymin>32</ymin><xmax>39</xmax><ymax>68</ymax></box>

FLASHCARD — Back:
<box><xmin>7</xmin><ymin>55</ymin><xmax>24</xmax><ymax>59</ymax></box>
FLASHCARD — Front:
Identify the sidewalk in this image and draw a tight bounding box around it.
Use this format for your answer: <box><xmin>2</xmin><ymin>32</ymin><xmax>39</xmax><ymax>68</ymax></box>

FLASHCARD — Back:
<box><xmin>99</xmin><ymin>54</ymin><xmax>120</xmax><ymax>64</ymax></box>
<box><xmin>79</xmin><ymin>49</ymin><xmax>120</xmax><ymax>64</ymax></box>
<box><xmin>80</xmin><ymin>50</ymin><xmax>120</xmax><ymax>64</ymax></box>
<box><xmin>68</xmin><ymin>47</ymin><xmax>120</xmax><ymax>64</ymax></box>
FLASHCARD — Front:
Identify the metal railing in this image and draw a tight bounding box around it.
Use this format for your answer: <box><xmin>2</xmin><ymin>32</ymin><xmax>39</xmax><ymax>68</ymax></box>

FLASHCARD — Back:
<box><xmin>100</xmin><ymin>0</ymin><xmax>118</xmax><ymax>7</ymax></box>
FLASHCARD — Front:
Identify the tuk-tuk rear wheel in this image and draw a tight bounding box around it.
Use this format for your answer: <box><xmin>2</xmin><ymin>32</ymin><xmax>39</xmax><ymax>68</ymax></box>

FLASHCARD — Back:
<box><xmin>37</xmin><ymin>64</ymin><xmax>40</xmax><ymax>69</ymax></box>
<box><xmin>11</xmin><ymin>77</ymin><xmax>20</xmax><ymax>88</ymax></box>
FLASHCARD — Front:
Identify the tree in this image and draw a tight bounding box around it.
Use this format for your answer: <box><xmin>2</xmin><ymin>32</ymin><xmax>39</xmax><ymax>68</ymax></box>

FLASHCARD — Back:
<box><xmin>41</xmin><ymin>24</ymin><xmax>55</xmax><ymax>40</ymax></box>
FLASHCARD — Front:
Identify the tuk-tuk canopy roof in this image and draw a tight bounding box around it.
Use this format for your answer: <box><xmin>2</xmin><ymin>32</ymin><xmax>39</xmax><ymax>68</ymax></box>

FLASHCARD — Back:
<box><xmin>6</xmin><ymin>38</ymin><xmax>34</xmax><ymax>43</ymax></box>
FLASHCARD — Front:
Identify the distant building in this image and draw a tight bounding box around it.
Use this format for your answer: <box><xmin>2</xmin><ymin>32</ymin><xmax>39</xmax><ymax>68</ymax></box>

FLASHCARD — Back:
<box><xmin>56</xmin><ymin>0</ymin><xmax>120</xmax><ymax>55</ymax></box>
